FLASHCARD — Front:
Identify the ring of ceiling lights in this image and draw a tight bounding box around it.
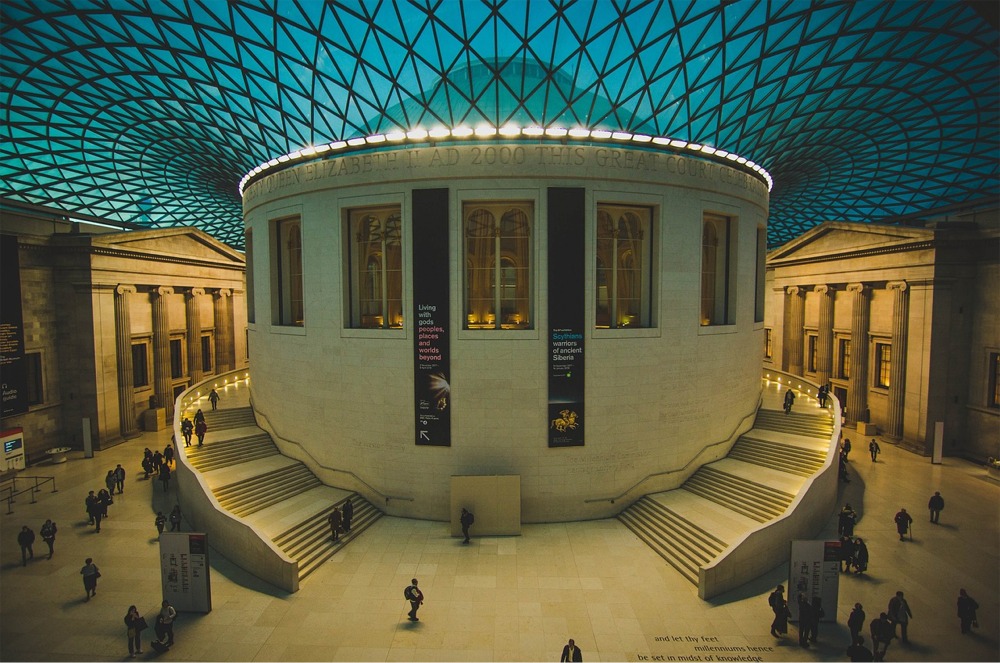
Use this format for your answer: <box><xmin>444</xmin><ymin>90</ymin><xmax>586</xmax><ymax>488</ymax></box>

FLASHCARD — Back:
<box><xmin>238</xmin><ymin>125</ymin><xmax>774</xmax><ymax>197</ymax></box>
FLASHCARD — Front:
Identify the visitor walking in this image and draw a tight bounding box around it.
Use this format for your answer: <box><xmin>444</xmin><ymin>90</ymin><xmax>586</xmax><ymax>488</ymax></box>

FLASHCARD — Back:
<box><xmin>209</xmin><ymin>388</ymin><xmax>220</xmax><ymax>410</ymax></box>
<box><xmin>894</xmin><ymin>508</ymin><xmax>913</xmax><ymax>541</ymax></box>
<box><xmin>460</xmin><ymin>507</ymin><xmax>475</xmax><ymax>544</ymax></box>
<box><xmin>405</xmin><ymin>578</ymin><xmax>424</xmax><ymax>621</ymax></box>
<box><xmin>869</xmin><ymin>438</ymin><xmax>881</xmax><ymax>462</ymax></box>
<box><xmin>40</xmin><ymin>519</ymin><xmax>57</xmax><ymax>559</ymax></box>
<box><xmin>927</xmin><ymin>491</ymin><xmax>944</xmax><ymax>523</ymax></box>
<box><xmin>957</xmin><ymin>589</ymin><xmax>979</xmax><ymax>634</ymax></box>
<box><xmin>17</xmin><ymin>525</ymin><xmax>35</xmax><ymax>566</ymax></box>
<box><xmin>80</xmin><ymin>557</ymin><xmax>100</xmax><ymax>601</ymax></box>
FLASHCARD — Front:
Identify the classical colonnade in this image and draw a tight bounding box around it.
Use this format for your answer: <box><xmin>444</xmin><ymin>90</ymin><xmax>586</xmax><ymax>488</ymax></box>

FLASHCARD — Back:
<box><xmin>113</xmin><ymin>285</ymin><xmax>237</xmax><ymax>437</ymax></box>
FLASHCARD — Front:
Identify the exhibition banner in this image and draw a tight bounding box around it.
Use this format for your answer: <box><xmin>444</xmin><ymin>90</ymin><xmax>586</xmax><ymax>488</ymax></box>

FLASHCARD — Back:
<box><xmin>0</xmin><ymin>234</ymin><xmax>27</xmax><ymax>417</ymax></box>
<box><xmin>158</xmin><ymin>532</ymin><xmax>212</xmax><ymax>613</ymax></box>
<box><xmin>788</xmin><ymin>539</ymin><xmax>840</xmax><ymax>623</ymax></box>
<box><xmin>412</xmin><ymin>188</ymin><xmax>451</xmax><ymax>446</ymax></box>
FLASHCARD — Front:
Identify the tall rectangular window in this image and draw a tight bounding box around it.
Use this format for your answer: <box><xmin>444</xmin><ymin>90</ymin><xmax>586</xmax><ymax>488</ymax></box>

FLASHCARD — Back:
<box><xmin>275</xmin><ymin>218</ymin><xmax>304</xmax><ymax>326</ymax></box>
<box><xmin>464</xmin><ymin>201</ymin><xmax>532</xmax><ymax>329</ymax></box>
<box><xmin>701</xmin><ymin>213</ymin><xmax>737</xmax><ymax>326</ymax></box>
<box><xmin>596</xmin><ymin>204</ymin><xmax>653</xmax><ymax>328</ymax></box>
<box><xmin>764</xmin><ymin>328</ymin><xmax>773</xmax><ymax>359</ymax></box>
<box><xmin>988</xmin><ymin>352</ymin><xmax>1000</xmax><ymax>408</ymax></box>
<box><xmin>754</xmin><ymin>225</ymin><xmax>766</xmax><ymax>323</ymax></box>
<box><xmin>807</xmin><ymin>334</ymin><xmax>818</xmax><ymax>372</ymax></box>
<box><xmin>875</xmin><ymin>342</ymin><xmax>891</xmax><ymax>388</ymax></box>
<box><xmin>132</xmin><ymin>342</ymin><xmax>149</xmax><ymax>388</ymax></box>
<box><xmin>201</xmin><ymin>334</ymin><xmax>213</xmax><ymax>372</ymax></box>
<box><xmin>170</xmin><ymin>338</ymin><xmax>184</xmax><ymax>379</ymax></box>
<box><xmin>245</xmin><ymin>230</ymin><xmax>255</xmax><ymax>324</ymax></box>
<box><xmin>25</xmin><ymin>352</ymin><xmax>43</xmax><ymax>406</ymax></box>
<box><xmin>348</xmin><ymin>206</ymin><xmax>403</xmax><ymax>328</ymax></box>
<box><xmin>838</xmin><ymin>338</ymin><xmax>851</xmax><ymax>379</ymax></box>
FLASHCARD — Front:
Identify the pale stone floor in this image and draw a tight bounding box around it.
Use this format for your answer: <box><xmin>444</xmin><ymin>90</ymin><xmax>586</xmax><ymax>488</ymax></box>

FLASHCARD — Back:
<box><xmin>2</xmin><ymin>385</ymin><xmax>997</xmax><ymax>662</ymax></box>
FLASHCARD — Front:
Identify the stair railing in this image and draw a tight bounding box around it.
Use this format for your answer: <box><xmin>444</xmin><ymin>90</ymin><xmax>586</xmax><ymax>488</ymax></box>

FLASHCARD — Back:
<box><xmin>584</xmin><ymin>394</ymin><xmax>762</xmax><ymax>505</ymax></box>
<box><xmin>249</xmin><ymin>399</ymin><xmax>412</xmax><ymax>507</ymax></box>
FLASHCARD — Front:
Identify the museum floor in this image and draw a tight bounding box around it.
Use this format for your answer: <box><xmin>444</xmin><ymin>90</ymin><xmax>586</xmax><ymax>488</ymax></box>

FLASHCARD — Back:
<box><xmin>1</xmin><ymin>386</ymin><xmax>997</xmax><ymax>662</ymax></box>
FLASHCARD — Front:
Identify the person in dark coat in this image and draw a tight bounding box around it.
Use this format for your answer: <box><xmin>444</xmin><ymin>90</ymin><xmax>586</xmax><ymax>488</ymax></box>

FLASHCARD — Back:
<box><xmin>560</xmin><ymin>638</ymin><xmax>583</xmax><ymax>662</ymax></box>
<box><xmin>869</xmin><ymin>438</ymin><xmax>881</xmax><ymax>462</ymax></box>
<box><xmin>81</xmin><ymin>557</ymin><xmax>100</xmax><ymax>600</ymax></box>
<box><xmin>768</xmin><ymin>585</ymin><xmax>787</xmax><ymax>637</ymax></box>
<box><xmin>163</xmin><ymin>444</ymin><xmax>174</xmax><ymax>468</ymax></box>
<box><xmin>846</xmin><ymin>635</ymin><xmax>874</xmax><ymax>662</ymax></box>
<box><xmin>852</xmin><ymin>538</ymin><xmax>869</xmax><ymax>574</ymax></box>
<box><xmin>838</xmin><ymin>504</ymin><xmax>857</xmax><ymax>537</ymax></box>
<box><xmin>405</xmin><ymin>578</ymin><xmax>424</xmax><ymax>621</ymax></box>
<box><xmin>105</xmin><ymin>470</ymin><xmax>117</xmax><ymax>495</ymax></box>
<box><xmin>155</xmin><ymin>511</ymin><xmax>166</xmax><ymax>536</ymax></box>
<box><xmin>342</xmin><ymin>498</ymin><xmax>354</xmax><ymax>533</ymax></box>
<box><xmin>113</xmin><ymin>464</ymin><xmax>126</xmax><ymax>494</ymax></box>
<box><xmin>17</xmin><ymin>525</ymin><xmax>35</xmax><ymax>566</ymax></box>
<box><xmin>957</xmin><ymin>589</ymin><xmax>979</xmax><ymax>634</ymax></box>
<box><xmin>783</xmin><ymin>388</ymin><xmax>795</xmax><ymax>414</ymax></box>
<box><xmin>797</xmin><ymin>594</ymin><xmax>812</xmax><ymax>647</ymax></box>
<box><xmin>460</xmin><ymin>507</ymin><xmax>474</xmax><ymax>544</ymax></box>
<box><xmin>88</xmin><ymin>492</ymin><xmax>105</xmax><ymax>532</ymax></box>
<box><xmin>195</xmin><ymin>419</ymin><xmax>208</xmax><ymax>446</ymax></box>
<box><xmin>209</xmin><ymin>388</ymin><xmax>220</xmax><ymax>410</ymax></box>
<box><xmin>841</xmin><ymin>437</ymin><xmax>852</xmax><ymax>461</ymax></box>
<box><xmin>894</xmin><ymin>508</ymin><xmax>912</xmax><ymax>541</ymax></box>
<box><xmin>40</xmin><ymin>519</ymin><xmax>57</xmax><ymax>559</ymax></box>
<box><xmin>85</xmin><ymin>490</ymin><xmax>98</xmax><ymax>524</ymax></box>
<box><xmin>125</xmin><ymin>604</ymin><xmax>145</xmax><ymax>656</ymax></box>
<box><xmin>927</xmin><ymin>491</ymin><xmax>944</xmax><ymax>523</ymax></box>
<box><xmin>169</xmin><ymin>505</ymin><xmax>182</xmax><ymax>531</ymax></box>
<box><xmin>194</xmin><ymin>408</ymin><xmax>205</xmax><ymax>425</ymax></box>
<box><xmin>141</xmin><ymin>453</ymin><xmax>153</xmax><ymax>480</ymax></box>
<box><xmin>887</xmin><ymin>591</ymin><xmax>912</xmax><ymax>643</ymax></box>
<box><xmin>870</xmin><ymin>613</ymin><xmax>894</xmax><ymax>662</ymax></box>
<box><xmin>180</xmin><ymin>417</ymin><xmax>194</xmax><ymax>446</ymax></box>
<box><xmin>839</xmin><ymin>536</ymin><xmax>855</xmax><ymax>572</ymax></box>
<box><xmin>848</xmin><ymin>603</ymin><xmax>866</xmax><ymax>645</ymax></box>
<box><xmin>159</xmin><ymin>464</ymin><xmax>171</xmax><ymax>492</ymax></box>
<box><xmin>328</xmin><ymin>507</ymin><xmax>343</xmax><ymax>542</ymax></box>
<box><xmin>97</xmin><ymin>488</ymin><xmax>113</xmax><ymax>518</ymax></box>
<box><xmin>151</xmin><ymin>450</ymin><xmax>163</xmax><ymax>475</ymax></box>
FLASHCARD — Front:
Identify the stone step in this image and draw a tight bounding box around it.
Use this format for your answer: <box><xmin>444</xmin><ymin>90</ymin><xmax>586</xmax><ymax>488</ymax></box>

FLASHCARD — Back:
<box><xmin>185</xmin><ymin>434</ymin><xmax>278</xmax><ymax>472</ymax></box>
<box><xmin>728</xmin><ymin>437</ymin><xmax>826</xmax><ymax>477</ymax></box>
<box><xmin>682</xmin><ymin>465</ymin><xmax>794</xmax><ymax>523</ymax></box>
<box><xmin>214</xmin><ymin>463</ymin><xmax>322</xmax><ymax>518</ymax></box>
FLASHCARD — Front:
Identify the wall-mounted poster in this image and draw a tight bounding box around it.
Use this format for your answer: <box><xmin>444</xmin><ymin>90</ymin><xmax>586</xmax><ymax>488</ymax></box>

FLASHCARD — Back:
<box><xmin>0</xmin><ymin>234</ymin><xmax>27</xmax><ymax>417</ymax></box>
<box><xmin>158</xmin><ymin>532</ymin><xmax>212</xmax><ymax>613</ymax></box>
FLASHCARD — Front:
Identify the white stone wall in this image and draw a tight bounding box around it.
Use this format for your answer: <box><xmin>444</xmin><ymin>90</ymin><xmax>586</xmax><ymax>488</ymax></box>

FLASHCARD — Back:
<box><xmin>244</xmin><ymin>144</ymin><xmax>768</xmax><ymax>521</ymax></box>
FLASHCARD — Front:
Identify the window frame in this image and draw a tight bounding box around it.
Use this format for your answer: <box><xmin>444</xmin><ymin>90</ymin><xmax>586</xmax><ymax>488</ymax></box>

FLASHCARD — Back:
<box><xmin>169</xmin><ymin>336</ymin><xmax>185</xmax><ymax>380</ymax></box>
<box><xmin>595</xmin><ymin>203</ymin><xmax>654</xmax><ymax>329</ymax></box>
<box><xmin>131</xmin><ymin>340</ymin><xmax>150</xmax><ymax>389</ymax></box>
<box><xmin>272</xmin><ymin>216</ymin><xmax>304</xmax><ymax>327</ymax></box>
<box><xmin>874</xmin><ymin>340</ymin><xmax>891</xmax><ymax>389</ymax></box>
<box><xmin>700</xmin><ymin>212</ymin><xmax>738</xmax><ymax>326</ymax></box>
<box><xmin>837</xmin><ymin>336</ymin><xmax>851</xmax><ymax>379</ymax></box>
<box><xmin>346</xmin><ymin>204</ymin><xmax>404</xmax><ymax>330</ymax></box>
<box><xmin>764</xmin><ymin>328</ymin><xmax>773</xmax><ymax>359</ymax></box>
<box><xmin>988</xmin><ymin>351</ymin><xmax>1000</xmax><ymax>409</ymax></box>
<box><xmin>201</xmin><ymin>333</ymin><xmax>213</xmax><ymax>373</ymax></box>
<box><xmin>25</xmin><ymin>351</ymin><xmax>43</xmax><ymax>406</ymax></box>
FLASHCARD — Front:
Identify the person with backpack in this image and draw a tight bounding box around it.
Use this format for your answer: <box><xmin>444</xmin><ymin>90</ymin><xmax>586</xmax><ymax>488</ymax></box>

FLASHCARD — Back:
<box><xmin>40</xmin><ymin>519</ymin><xmax>57</xmax><ymax>559</ymax></box>
<box><xmin>768</xmin><ymin>585</ymin><xmax>788</xmax><ymax>638</ymax></box>
<box><xmin>404</xmin><ymin>578</ymin><xmax>424</xmax><ymax>621</ymax></box>
<box><xmin>460</xmin><ymin>507</ymin><xmax>475</xmax><ymax>544</ymax></box>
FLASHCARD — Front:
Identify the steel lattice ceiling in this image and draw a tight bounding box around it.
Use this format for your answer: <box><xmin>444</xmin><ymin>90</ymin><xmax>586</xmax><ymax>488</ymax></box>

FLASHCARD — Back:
<box><xmin>2</xmin><ymin>0</ymin><xmax>997</xmax><ymax>250</ymax></box>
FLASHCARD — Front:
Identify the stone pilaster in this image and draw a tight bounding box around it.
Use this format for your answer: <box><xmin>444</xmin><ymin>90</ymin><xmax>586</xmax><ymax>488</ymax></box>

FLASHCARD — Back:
<box><xmin>886</xmin><ymin>281</ymin><xmax>909</xmax><ymax>440</ymax></box>
<box><xmin>785</xmin><ymin>286</ymin><xmax>805</xmax><ymax>376</ymax></box>
<box><xmin>114</xmin><ymin>285</ymin><xmax>139</xmax><ymax>438</ymax></box>
<box><xmin>213</xmin><ymin>288</ymin><xmax>233</xmax><ymax>373</ymax></box>
<box><xmin>186</xmin><ymin>288</ymin><xmax>205</xmax><ymax>384</ymax></box>
<box><xmin>151</xmin><ymin>286</ymin><xmax>175</xmax><ymax>420</ymax></box>
<box><xmin>815</xmin><ymin>285</ymin><xmax>835</xmax><ymax>386</ymax></box>
<box><xmin>846</xmin><ymin>283</ymin><xmax>870</xmax><ymax>425</ymax></box>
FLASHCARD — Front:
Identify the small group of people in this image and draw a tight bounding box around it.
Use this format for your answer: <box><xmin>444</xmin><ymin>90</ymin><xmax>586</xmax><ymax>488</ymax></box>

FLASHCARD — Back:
<box><xmin>326</xmin><ymin>499</ymin><xmax>353</xmax><ymax>542</ymax></box>
<box><xmin>85</xmin><ymin>488</ymin><xmax>114</xmax><ymax>532</ymax></box>
<box><xmin>124</xmin><ymin>599</ymin><xmax>177</xmax><ymax>656</ymax></box>
<box><xmin>154</xmin><ymin>505</ymin><xmax>183</xmax><ymax>535</ymax></box>
<box><xmin>104</xmin><ymin>464</ymin><xmax>127</xmax><ymax>495</ymax></box>
<box><xmin>839</xmin><ymin>536</ymin><xmax>870</xmax><ymax>575</ymax></box>
<box><xmin>141</xmin><ymin>444</ymin><xmax>176</xmax><ymax>491</ymax></box>
<box><xmin>17</xmin><ymin>520</ymin><xmax>58</xmax><ymax>565</ymax></box>
<box><xmin>179</xmin><ymin>408</ymin><xmax>209</xmax><ymax>447</ymax></box>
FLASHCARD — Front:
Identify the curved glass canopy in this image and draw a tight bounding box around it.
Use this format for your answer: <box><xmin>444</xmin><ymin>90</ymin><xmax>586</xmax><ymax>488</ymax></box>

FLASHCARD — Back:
<box><xmin>2</xmin><ymin>0</ymin><xmax>997</xmax><ymax>249</ymax></box>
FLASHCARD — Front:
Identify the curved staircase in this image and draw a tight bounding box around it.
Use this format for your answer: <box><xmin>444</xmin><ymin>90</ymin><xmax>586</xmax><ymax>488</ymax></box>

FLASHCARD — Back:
<box><xmin>617</xmin><ymin>394</ymin><xmax>834</xmax><ymax>588</ymax></box>
<box><xmin>183</xmin><ymin>405</ymin><xmax>383</xmax><ymax>584</ymax></box>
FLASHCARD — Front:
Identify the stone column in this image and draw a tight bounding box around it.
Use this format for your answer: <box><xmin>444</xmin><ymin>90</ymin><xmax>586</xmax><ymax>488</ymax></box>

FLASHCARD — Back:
<box><xmin>885</xmin><ymin>281</ymin><xmax>909</xmax><ymax>440</ymax></box>
<box><xmin>185</xmin><ymin>288</ymin><xmax>205</xmax><ymax>384</ymax></box>
<box><xmin>785</xmin><ymin>286</ymin><xmax>805</xmax><ymax>376</ymax></box>
<box><xmin>846</xmin><ymin>283</ymin><xmax>870</xmax><ymax>425</ymax></box>
<box><xmin>213</xmin><ymin>288</ymin><xmax>233</xmax><ymax>373</ymax></box>
<box><xmin>815</xmin><ymin>285</ymin><xmax>835</xmax><ymax>386</ymax></box>
<box><xmin>114</xmin><ymin>285</ymin><xmax>139</xmax><ymax>438</ymax></box>
<box><xmin>151</xmin><ymin>286</ymin><xmax>175</xmax><ymax>420</ymax></box>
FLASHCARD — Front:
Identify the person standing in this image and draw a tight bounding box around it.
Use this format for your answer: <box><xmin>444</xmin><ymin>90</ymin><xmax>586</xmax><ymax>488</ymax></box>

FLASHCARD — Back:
<box><xmin>180</xmin><ymin>417</ymin><xmax>194</xmax><ymax>446</ymax></box>
<box><xmin>151</xmin><ymin>449</ymin><xmax>163</xmax><ymax>475</ymax></box>
<box><xmin>195</xmin><ymin>418</ymin><xmax>208</xmax><ymax>446</ymax></box>
<box><xmin>405</xmin><ymin>578</ymin><xmax>424</xmax><ymax>621</ymax></box>
<box><xmin>40</xmin><ymin>519</ymin><xmax>57</xmax><ymax>559</ymax></box>
<box><xmin>870</xmin><ymin>612</ymin><xmax>894</xmax><ymax>662</ymax></box>
<box><xmin>853</xmin><ymin>538</ymin><xmax>869</xmax><ymax>574</ymax></box>
<box><xmin>839</xmin><ymin>536</ymin><xmax>855</xmax><ymax>573</ymax></box>
<box><xmin>848</xmin><ymin>603</ymin><xmax>866</xmax><ymax>645</ymax></box>
<box><xmin>846</xmin><ymin>635</ymin><xmax>874</xmax><ymax>662</ymax></box>
<box><xmin>17</xmin><ymin>525</ymin><xmax>35</xmax><ymax>566</ymax></box>
<box><xmin>169</xmin><ymin>505</ymin><xmax>182</xmax><ymax>531</ymax></box>
<box><xmin>560</xmin><ymin>638</ymin><xmax>583</xmax><ymax>662</ymax></box>
<box><xmin>80</xmin><ymin>557</ymin><xmax>100</xmax><ymax>601</ymax></box>
<box><xmin>783</xmin><ymin>388</ymin><xmax>795</xmax><ymax>414</ymax></box>
<box><xmin>927</xmin><ymin>491</ymin><xmax>944</xmax><ymax>523</ymax></box>
<box><xmin>460</xmin><ymin>507</ymin><xmax>475</xmax><ymax>544</ymax></box>
<box><xmin>842</xmin><ymin>437</ymin><xmax>852</xmax><ymax>461</ymax></box>
<box><xmin>893</xmin><ymin>508</ymin><xmax>912</xmax><ymax>541</ymax></box>
<box><xmin>155</xmin><ymin>511</ymin><xmax>167</xmax><ymax>536</ymax></box>
<box><xmin>97</xmin><ymin>488</ymin><xmax>113</xmax><ymax>519</ymax></box>
<box><xmin>328</xmin><ymin>506</ymin><xmax>343</xmax><ymax>542</ymax></box>
<box><xmin>114</xmin><ymin>464</ymin><xmax>126</xmax><ymax>494</ymax></box>
<box><xmin>159</xmin><ymin>463</ymin><xmax>171</xmax><ymax>492</ymax></box>
<box><xmin>817</xmin><ymin>384</ymin><xmax>828</xmax><ymax>407</ymax></box>
<box><xmin>869</xmin><ymin>438</ymin><xmax>881</xmax><ymax>462</ymax></box>
<box><xmin>342</xmin><ymin>498</ymin><xmax>354</xmax><ymax>533</ymax></box>
<box><xmin>797</xmin><ymin>594</ymin><xmax>812</xmax><ymax>648</ymax></box>
<box><xmin>85</xmin><ymin>490</ymin><xmax>98</xmax><ymax>524</ymax></box>
<box><xmin>838</xmin><ymin>504</ymin><xmax>857</xmax><ymax>537</ymax></box>
<box><xmin>105</xmin><ymin>469</ymin><xmax>117</xmax><ymax>496</ymax></box>
<box><xmin>124</xmin><ymin>604</ymin><xmax>146</xmax><ymax>657</ymax></box>
<box><xmin>209</xmin><ymin>388</ymin><xmax>220</xmax><ymax>410</ymax></box>
<box><xmin>957</xmin><ymin>589</ymin><xmax>979</xmax><ymax>634</ymax></box>
<box><xmin>887</xmin><ymin>591</ymin><xmax>912</xmax><ymax>643</ymax></box>
<box><xmin>163</xmin><ymin>443</ymin><xmax>175</xmax><ymax>468</ymax></box>
<box><xmin>156</xmin><ymin>600</ymin><xmax>177</xmax><ymax>646</ymax></box>
<box><xmin>88</xmin><ymin>492</ymin><xmax>104</xmax><ymax>533</ymax></box>
<box><xmin>768</xmin><ymin>585</ymin><xmax>787</xmax><ymax>637</ymax></box>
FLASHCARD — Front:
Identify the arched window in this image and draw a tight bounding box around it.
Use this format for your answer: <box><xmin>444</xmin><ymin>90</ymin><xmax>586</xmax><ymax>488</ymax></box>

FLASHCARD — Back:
<box><xmin>596</xmin><ymin>205</ymin><xmax>652</xmax><ymax>328</ymax></box>
<box><xmin>349</xmin><ymin>206</ymin><xmax>403</xmax><ymax>329</ymax></box>
<box><xmin>464</xmin><ymin>201</ymin><xmax>532</xmax><ymax>329</ymax></box>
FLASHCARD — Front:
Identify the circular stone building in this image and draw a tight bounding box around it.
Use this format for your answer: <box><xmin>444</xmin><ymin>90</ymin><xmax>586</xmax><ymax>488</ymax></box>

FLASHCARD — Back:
<box><xmin>242</xmin><ymin>137</ymin><xmax>770</xmax><ymax>522</ymax></box>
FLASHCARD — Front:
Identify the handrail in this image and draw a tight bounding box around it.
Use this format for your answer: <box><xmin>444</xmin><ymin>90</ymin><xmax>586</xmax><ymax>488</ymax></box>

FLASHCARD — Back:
<box><xmin>584</xmin><ymin>394</ymin><xmax>763</xmax><ymax>505</ymax></box>
<box><xmin>3</xmin><ymin>475</ymin><xmax>58</xmax><ymax>514</ymax></box>
<box><xmin>250</xmin><ymin>397</ymin><xmax>413</xmax><ymax>505</ymax></box>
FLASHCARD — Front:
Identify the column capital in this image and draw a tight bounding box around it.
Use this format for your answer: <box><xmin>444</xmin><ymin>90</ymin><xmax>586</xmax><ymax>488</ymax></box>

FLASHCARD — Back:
<box><xmin>887</xmin><ymin>280</ymin><xmax>908</xmax><ymax>292</ymax></box>
<box><xmin>186</xmin><ymin>287</ymin><xmax>206</xmax><ymax>298</ymax></box>
<box><xmin>115</xmin><ymin>284</ymin><xmax>137</xmax><ymax>296</ymax></box>
<box><xmin>214</xmin><ymin>288</ymin><xmax>232</xmax><ymax>298</ymax></box>
<box><xmin>814</xmin><ymin>284</ymin><xmax>835</xmax><ymax>295</ymax></box>
<box><xmin>786</xmin><ymin>285</ymin><xmax>803</xmax><ymax>296</ymax></box>
<box><xmin>846</xmin><ymin>282</ymin><xmax>867</xmax><ymax>294</ymax></box>
<box><xmin>153</xmin><ymin>286</ymin><xmax>174</xmax><ymax>297</ymax></box>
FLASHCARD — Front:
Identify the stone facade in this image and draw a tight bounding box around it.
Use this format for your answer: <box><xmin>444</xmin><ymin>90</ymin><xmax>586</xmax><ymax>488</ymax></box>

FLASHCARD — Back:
<box><xmin>0</xmin><ymin>208</ymin><xmax>247</xmax><ymax>463</ymax></box>
<box><xmin>764</xmin><ymin>211</ymin><xmax>999</xmax><ymax>461</ymax></box>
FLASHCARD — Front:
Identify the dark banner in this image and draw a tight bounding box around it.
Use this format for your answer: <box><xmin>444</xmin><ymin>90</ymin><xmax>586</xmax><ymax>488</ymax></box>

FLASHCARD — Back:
<box><xmin>1</xmin><ymin>234</ymin><xmax>28</xmax><ymax>417</ymax></box>
<box><xmin>547</xmin><ymin>188</ymin><xmax>586</xmax><ymax>447</ymax></box>
<box><xmin>412</xmin><ymin>188</ymin><xmax>451</xmax><ymax>446</ymax></box>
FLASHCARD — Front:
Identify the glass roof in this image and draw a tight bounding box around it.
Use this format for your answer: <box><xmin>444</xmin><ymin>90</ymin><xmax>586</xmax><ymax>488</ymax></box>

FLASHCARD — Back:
<box><xmin>2</xmin><ymin>0</ymin><xmax>997</xmax><ymax>249</ymax></box>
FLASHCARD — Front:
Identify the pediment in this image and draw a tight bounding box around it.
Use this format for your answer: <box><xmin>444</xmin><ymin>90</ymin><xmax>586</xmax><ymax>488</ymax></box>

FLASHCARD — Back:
<box><xmin>93</xmin><ymin>228</ymin><xmax>244</xmax><ymax>264</ymax></box>
<box><xmin>769</xmin><ymin>222</ymin><xmax>933</xmax><ymax>262</ymax></box>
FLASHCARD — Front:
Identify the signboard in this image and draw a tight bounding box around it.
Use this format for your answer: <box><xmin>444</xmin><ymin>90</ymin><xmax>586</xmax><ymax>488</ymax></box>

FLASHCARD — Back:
<box><xmin>1</xmin><ymin>427</ymin><xmax>25</xmax><ymax>471</ymax></box>
<box><xmin>547</xmin><ymin>188</ymin><xmax>586</xmax><ymax>447</ymax></box>
<box><xmin>159</xmin><ymin>532</ymin><xmax>212</xmax><ymax>613</ymax></box>
<box><xmin>412</xmin><ymin>188</ymin><xmax>451</xmax><ymax>446</ymax></box>
<box><xmin>788</xmin><ymin>539</ymin><xmax>840</xmax><ymax>623</ymax></box>
<box><xmin>1</xmin><ymin>234</ymin><xmax>28</xmax><ymax>417</ymax></box>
